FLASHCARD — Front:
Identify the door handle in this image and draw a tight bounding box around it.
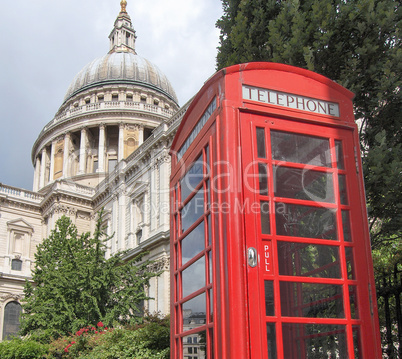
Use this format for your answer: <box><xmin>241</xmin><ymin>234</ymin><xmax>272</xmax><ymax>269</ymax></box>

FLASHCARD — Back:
<box><xmin>248</xmin><ymin>247</ymin><xmax>258</xmax><ymax>267</ymax></box>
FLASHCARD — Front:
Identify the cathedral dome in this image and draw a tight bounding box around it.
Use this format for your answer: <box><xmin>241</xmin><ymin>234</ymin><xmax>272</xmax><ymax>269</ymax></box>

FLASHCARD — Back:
<box><xmin>63</xmin><ymin>52</ymin><xmax>178</xmax><ymax>104</ymax></box>
<box><xmin>31</xmin><ymin>1</ymin><xmax>181</xmax><ymax>192</ymax></box>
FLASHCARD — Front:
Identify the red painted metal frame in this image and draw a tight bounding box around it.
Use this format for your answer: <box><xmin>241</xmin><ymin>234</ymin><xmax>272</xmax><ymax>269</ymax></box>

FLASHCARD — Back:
<box><xmin>170</xmin><ymin>62</ymin><xmax>381</xmax><ymax>358</ymax></box>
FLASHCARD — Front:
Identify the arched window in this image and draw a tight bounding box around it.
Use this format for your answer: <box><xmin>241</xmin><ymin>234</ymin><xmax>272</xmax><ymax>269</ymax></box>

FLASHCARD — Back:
<box><xmin>2</xmin><ymin>301</ymin><xmax>22</xmax><ymax>340</ymax></box>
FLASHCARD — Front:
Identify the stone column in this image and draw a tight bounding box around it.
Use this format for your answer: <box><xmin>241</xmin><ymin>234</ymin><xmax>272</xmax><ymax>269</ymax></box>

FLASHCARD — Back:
<box><xmin>78</xmin><ymin>127</ymin><xmax>87</xmax><ymax>174</ymax></box>
<box><xmin>159</xmin><ymin>152</ymin><xmax>170</xmax><ymax>231</ymax></box>
<box><xmin>118</xmin><ymin>189</ymin><xmax>126</xmax><ymax>250</ymax></box>
<box><xmin>97</xmin><ymin>124</ymin><xmax>105</xmax><ymax>172</ymax></box>
<box><xmin>150</xmin><ymin>160</ymin><xmax>159</xmax><ymax>231</ymax></box>
<box><xmin>111</xmin><ymin>195</ymin><xmax>118</xmax><ymax>254</ymax></box>
<box><xmin>49</xmin><ymin>141</ymin><xmax>55</xmax><ymax>182</ymax></box>
<box><xmin>138</xmin><ymin>125</ymin><xmax>144</xmax><ymax>146</ymax></box>
<box><xmin>63</xmin><ymin>132</ymin><xmax>71</xmax><ymax>178</ymax></box>
<box><xmin>33</xmin><ymin>156</ymin><xmax>41</xmax><ymax>191</ymax></box>
<box><xmin>39</xmin><ymin>147</ymin><xmax>47</xmax><ymax>188</ymax></box>
<box><xmin>118</xmin><ymin>122</ymin><xmax>124</xmax><ymax>161</ymax></box>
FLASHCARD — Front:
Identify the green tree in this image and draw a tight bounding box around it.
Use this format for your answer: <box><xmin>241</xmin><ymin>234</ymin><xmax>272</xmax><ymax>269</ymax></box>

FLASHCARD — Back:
<box><xmin>20</xmin><ymin>211</ymin><xmax>158</xmax><ymax>339</ymax></box>
<box><xmin>216</xmin><ymin>0</ymin><xmax>401</xmax><ymax>355</ymax></box>
<box><xmin>216</xmin><ymin>0</ymin><xmax>401</xmax><ymax>243</ymax></box>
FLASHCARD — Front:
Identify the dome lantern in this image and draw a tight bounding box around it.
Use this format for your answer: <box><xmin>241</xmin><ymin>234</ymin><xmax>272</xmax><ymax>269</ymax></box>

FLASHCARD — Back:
<box><xmin>109</xmin><ymin>1</ymin><xmax>136</xmax><ymax>54</ymax></box>
<box><xmin>59</xmin><ymin>1</ymin><xmax>178</xmax><ymax>105</ymax></box>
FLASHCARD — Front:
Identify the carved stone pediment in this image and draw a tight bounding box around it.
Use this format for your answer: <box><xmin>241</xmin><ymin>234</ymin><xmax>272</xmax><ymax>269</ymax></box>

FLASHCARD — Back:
<box><xmin>7</xmin><ymin>218</ymin><xmax>34</xmax><ymax>234</ymax></box>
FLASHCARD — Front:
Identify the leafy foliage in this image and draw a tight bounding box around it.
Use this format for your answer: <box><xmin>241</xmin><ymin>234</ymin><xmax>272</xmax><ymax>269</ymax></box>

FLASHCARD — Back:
<box><xmin>20</xmin><ymin>211</ymin><xmax>159</xmax><ymax>339</ymax></box>
<box><xmin>365</xmin><ymin>130</ymin><xmax>402</xmax><ymax>247</ymax></box>
<box><xmin>46</xmin><ymin>315</ymin><xmax>170</xmax><ymax>359</ymax></box>
<box><xmin>373</xmin><ymin>240</ymin><xmax>402</xmax><ymax>358</ymax></box>
<box><xmin>82</xmin><ymin>320</ymin><xmax>170</xmax><ymax>359</ymax></box>
<box><xmin>0</xmin><ymin>338</ymin><xmax>48</xmax><ymax>359</ymax></box>
<box><xmin>0</xmin><ymin>316</ymin><xmax>170</xmax><ymax>359</ymax></box>
<box><xmin>216</xmin><ymin>0</ymin><xmax>401</xmax><ymax>244</ymax></box>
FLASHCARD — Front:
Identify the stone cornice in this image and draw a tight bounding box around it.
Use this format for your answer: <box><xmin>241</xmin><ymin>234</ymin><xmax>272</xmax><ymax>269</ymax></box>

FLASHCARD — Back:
<box><xmin>147</xmin><ymin>256</ymin><xmax>170</xmax><ymax>273</ymax></box>
<box><xmin>39</xmin><ymin>181</ymin><xmax>94</xmax><ymax>216</ymax></box>
<box><xmin>0</xmin><ymin>273</ymin><xmax>33</xmax><ymax>285</ymax></box>
<box><xmin>121</xmin><ymin>230</ymin><xmax>170</xmax><ymax>261</ymax></box>
<box><xmin>41</xmin><ymin>197</ymin><xmax>93</xmax><ymax>219</ymax></box>
<box><xmin>0</xmin><ymin>196</ymin><xmax>42</xmax><ymax>214</ymax></box>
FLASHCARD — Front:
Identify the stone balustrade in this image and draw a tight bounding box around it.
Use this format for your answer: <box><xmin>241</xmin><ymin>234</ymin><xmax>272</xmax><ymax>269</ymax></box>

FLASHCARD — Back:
<box><xmin>0</xmin><ymin>183</ymin><xmax>44</xmax><ymax>203</ymax></box>
<box><xmin>49</xmin><ymin>101</ymin><xmax>175</xmax><ymax>132</ymax></box>
<box><xmin>52</xmin><ymin>181</ymin><xmax>96</xmax><ymax>197</ymax></box>
<box><xmin>0</xmin><ymin>182</ymin><xmax>96</xmax><ymax>203</ymax></box>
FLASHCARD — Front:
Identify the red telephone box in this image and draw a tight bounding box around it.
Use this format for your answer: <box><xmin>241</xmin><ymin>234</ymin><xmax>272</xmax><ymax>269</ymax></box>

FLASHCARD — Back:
<box><xmin>169</xmin><ymin>62</ymin><xmax>381</xmax><ymax>359</ymax></box>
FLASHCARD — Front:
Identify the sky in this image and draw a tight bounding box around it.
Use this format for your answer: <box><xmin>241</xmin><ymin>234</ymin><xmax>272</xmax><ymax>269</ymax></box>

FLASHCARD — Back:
<box><xmin>0</xmin><ymin>0</ymin><xmax>223</xmax><ymax>191</ymax></box>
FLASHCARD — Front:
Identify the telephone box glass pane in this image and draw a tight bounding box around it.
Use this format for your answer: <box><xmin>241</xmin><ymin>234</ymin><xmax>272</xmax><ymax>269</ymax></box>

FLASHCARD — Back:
<box><xmin>208</xmin><ymin>252</ymin><xmax>213</xmax><ymax>284</ymax></box>
<box><xmin>174</xmin><ymin>214</ymin><xmax>178</xmax><ymax>237</ymax></box>
<box><xmin>353</xmin><ymin>326</ymin><xmax>362</xmax><ymax>358</ymax></box>
<box><xmin>182</xmin><ymin>221</ymin><xmax>205</xmax><ymax>264</ymax></box>
<box><xmin>259</xmin><ymin>163</ymin><xmax>269</xmax><ymax>195</ymax></box>
<box><xmin>345</xmin><ymin>247</ymin><xmax>356</xmax><ymax>279</ymax></box>
<box><xmin>209</xmin><ymin>289</ymin><xmax>213</xmax><ymax>318</ymax></box>
<box><xmin>181</xmin><ymin>190</ymin><xmax>204</xmax><ymax>233</ymax></box>
<box><xmin>209</xmin><ymin>328</ymin><xmax>214</xmax><ymax>359</ymax></box>
<box><xmin>183</xmin><ymin>293</ymin><xmax>206</xmax><ymax>328</ymax></box>
<box><xmin>276</xmin><ymin>203</ymin><xmax>337</xmax><ymax>240</ymax></box>
<box><xmin>205</xmin><ymin>145</ymin><xmax>210</xmax><ymax>174</ymax></box>
<box><xmin>280</xmin><ymin>282</ymin><xmax>344</xmax><ymax>318</ymax></box>
<box><xmin>206</xmin><ymin>180</ymin><xmax>210</xmax><ymax>209</ymax></box>
<box><xmin>264</xmin><ymin>281</ymin><xmax>275</xmax><ymax>316</ymax></box>
<box><xmin>260</xmin><ymin>201</ymin><xmax>270</xmax><ymax>234</ymax></box>
<box><xmin>277</xmin><ymin>242</ymin><xmax>341</xmax><ymax>278</ymax></box>
<box><xmin>183</xmin><ymin>333</ymin><xmax>206</xmax><ymax>359</ymax></box>
<box><xmin>274</xmin><ymin>166</ymin><xmax>334</xmax><ymax>203</ymax></box>
<box><xmin>174</xmin><ymin>186</ymin><xmax>178</xmax><ymax>212</ymax></box>
<box><xmin>349</xmin><ymin>285</ymin><xmax>359</xmax><ymax>319</ymax></box>
<box><xmin>181</xmin><ymin>155</ymin><xmax>204</xmax><ymax>201</ymax></box>
<box><xmin>174</xmin><ymin>244</ymin><xmax>178</xmax><ymax>271</ymax></box>
<box><xmin>282</xmin><ymin>324</ymin><xmax>348</xmax><ymax>358</ymax></box>
<box><xmin>256</xmin><ymin>127</ymin><xmax>267</xmax><ymax>158</ymax></box>
<box><xmin>182</xmin><ymin>257</ymin><xmax>206</xmax><ymax>298</ymax></box>
<box><xmin>198</xmin><ymin>330</ymin><xmax>207</xmax><ymax>359</ymax></box>
<box><xmin>335</xmin><ymin>140</ymin><xmax>345</xmax><ymax>170</ymax></box>
<box><xmin>271</xmin><ymin>131</ymin><xmax>331</xmax><ymax>167</ymax></box>
<box><xmin>338</xmin><ymin>174</ymin><xmax>348</xmax><ymax>205</ymax></box>
<box><xmin>207</xmin><ymin>215</ymin><xmax>212</xmax><ymax>246</ymax></box>
<box><xmin>266</xmin><ymin>323</ymin><xmax>277</xmax><ymax>359</ymax></box>
<box><xmin>342</xmin><ymin>210</ymin><xmax>352</xmax><ymax>242</ymax></box>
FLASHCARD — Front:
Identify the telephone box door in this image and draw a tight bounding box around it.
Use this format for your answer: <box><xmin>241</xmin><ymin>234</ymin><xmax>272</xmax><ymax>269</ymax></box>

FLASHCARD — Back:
<box><xmin>241</xmin><ymin>113</ymin><xmax>378</xmax><ymax>359</ymax></box>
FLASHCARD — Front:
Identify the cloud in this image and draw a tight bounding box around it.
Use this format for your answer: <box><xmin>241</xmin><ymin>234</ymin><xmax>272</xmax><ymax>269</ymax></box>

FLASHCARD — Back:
<box><xmin>0</xmin><ymin>0</ymin><xmax>222</xmax><ymax>190</ymax></box>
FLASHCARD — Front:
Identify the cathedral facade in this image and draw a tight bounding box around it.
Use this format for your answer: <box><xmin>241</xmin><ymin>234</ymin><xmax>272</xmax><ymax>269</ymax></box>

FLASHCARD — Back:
<box><xmin>0</xmin><ymin>1</ymin><xmax>188</xmax><ymax>340</ymax></box>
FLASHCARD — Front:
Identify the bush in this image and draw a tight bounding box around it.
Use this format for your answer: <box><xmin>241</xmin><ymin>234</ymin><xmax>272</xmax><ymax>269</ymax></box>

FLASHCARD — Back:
<box><xmin>0</xmin><ymin>338</ymin><xmax>48</xmax><ymax>359</ymax></box>
<box><xmin>46</xmin><ymin>315</ymin><xmax>170</xmax><ymax>359</ymax></box>
<box><xmin>2</xmin><ymin>316</ymin><xmax>170</xmax><ymax>359</ymax></box>
<box><xmin>81</xmin><ymin>326</ymin><xmax>170</xmax><ymax>359</ymax></box>
<box><xmin>47</xmin><ymin>322</ymin><xmax>109</xmax><ymax>358</ymax></box>
<box><xmin>24</xmin><ymin>329</ymin><xmax>60</xmax><ymax>345</ymax></box>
